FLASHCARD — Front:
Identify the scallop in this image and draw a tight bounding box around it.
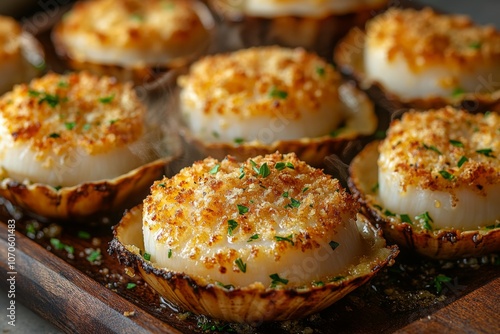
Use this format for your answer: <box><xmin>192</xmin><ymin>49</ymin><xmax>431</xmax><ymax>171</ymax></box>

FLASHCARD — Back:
<box><xmin>176</xmin><ymin>46</ymin><xmax>377</xmax><ymax>167</ymax></box>
<box><xmin>0</xmin><ymin>15</ymin><xmax>44</xmax><ymax>94</ymax></box>
<box><xmin>349</xmin><ymin>107</ymin><xmax>500</xmax><ymax>259</ymax></box>
<box><xmin>52</xmin><ymin>0</ymin><xmax>214</xmax><ymax>85</ymax></box>
<box><xmin>0</xmin><ymin>71</ymin><xmax>179</xmax><ymax>220</ymax></box>
<box><xmin>334</xmin><ymin>7</ymin><xmax>500</xmax><ymax>113</ymax></box>
<box><xmin>209</xmin><ymin>0</ymin><xmax>388</xmax><ymax>58</ymax></box>
<box><xmin>109</xmin><ymin>152</ymin><xmax>398</xmax><ymax>323</ymax></box>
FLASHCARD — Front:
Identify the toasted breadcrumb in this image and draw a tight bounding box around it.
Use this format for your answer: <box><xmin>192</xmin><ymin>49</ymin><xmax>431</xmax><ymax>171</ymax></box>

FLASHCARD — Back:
<box><xmin>378</xmin><ymin>107</ymin><xmax>499</xmax><ymax>195</ymax></box>
<box><xmin>366</xmin><ymin>7</ymin><xmax>500</xmax><ymax>71</ymax></box>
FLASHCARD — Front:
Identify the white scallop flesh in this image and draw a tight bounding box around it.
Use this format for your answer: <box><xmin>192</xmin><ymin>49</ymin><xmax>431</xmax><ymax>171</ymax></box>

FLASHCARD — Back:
<box><xmin>143</xmin><ymin>215</ymin><xmax>366</xmax><ymax>287</ymax></box>
<box><xmin>378</xmin><ymin>168</ymin><xmax>500</xmax><ymax>230</ymax></box>
<box><xmin>364</xmin><ymin>44</ymin><xmax>500</xmax><ymax>100</ymax></box>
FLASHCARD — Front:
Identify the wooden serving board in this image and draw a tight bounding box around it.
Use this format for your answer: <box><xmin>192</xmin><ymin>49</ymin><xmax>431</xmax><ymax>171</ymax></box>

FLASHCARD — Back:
<box><xmin>1</xmin><ymin>1</ymin><xmax>499</xmax><ymax>333</ymax></box>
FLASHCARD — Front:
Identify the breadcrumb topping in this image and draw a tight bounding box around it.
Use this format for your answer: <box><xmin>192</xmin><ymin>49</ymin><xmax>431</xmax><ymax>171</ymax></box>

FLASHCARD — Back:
<box><xmin>0</xmin><ymin>15</ymin><xmax>21</xmax><ymax>61</ymax></box>
<box><xmin>366</xmin><ymin>7</ymin><xmax>500</xmax><ymax>71</ymax></box>
<box><xmin>143</xmin><ymin>152</ymin><xmax>357</xmax><ymax>270</ymax></box>
<box><xmin>55</xmin><ymin>0</ymin><xmax>209</xmax><ymax>64</ymax></box>
<box><xmin>378</xmin><ymin>107</ymin><xmax>499</xmax><ymax>195</ymax></box>
<box><xmin>178</xmin><ymin>46</ymin><xmax>341</xmax><ymax>120</ymax></box>
<box><xmin>0</xmin><ymin>72</ymin><xmax>145</xmax><ymax>158</ymax></box>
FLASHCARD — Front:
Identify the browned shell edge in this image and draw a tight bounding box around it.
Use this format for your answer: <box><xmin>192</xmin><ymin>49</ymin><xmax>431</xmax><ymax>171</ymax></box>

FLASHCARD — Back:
<box><xmin>108</xmin><ymin>204</ymin><xmax>399</xmax><ymax>323</ymax></box>
<box><xmin>333</xmin><ymin>27</ymin><xmax>500</xmax><ymax>114</ymax></box>
<box><xmin>49</xmin><ymin>0</ymin><xmax>216</xmax><ymax>89</ymax></box>
<box><xmin>348</xmin><ymin>141</ymin><xmax>500</xmax><ymax>260</ymax></box>
<box><xmin>0</xmin><ymin>152</ymin><xmax>180</xmax><ymax>222</ymax></box>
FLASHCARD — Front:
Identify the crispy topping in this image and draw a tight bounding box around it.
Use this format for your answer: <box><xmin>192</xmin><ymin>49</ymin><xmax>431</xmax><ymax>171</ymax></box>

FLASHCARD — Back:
<box><xmin>366</xmin><ymin>7</ymin><xmax>500</xmax><ymax>71</ymax></box>
<box><xmin>143</xmin><ymin>152</ymin><xmax>357</xmax><ymax>271</ymax></box>
<box><xmin>378</xmin><ymin>107</ymin><xmax>499</xmax><ymax>194</ymax></box>
<box><xmin>178</xmin><ymin>46</ymin><xmax>341</xmax><ymax>120</ymax></box>
<box><xmin>0</xmin><ymin>71</ymin><xmax>145</xmax><ymax>157</ymax></box>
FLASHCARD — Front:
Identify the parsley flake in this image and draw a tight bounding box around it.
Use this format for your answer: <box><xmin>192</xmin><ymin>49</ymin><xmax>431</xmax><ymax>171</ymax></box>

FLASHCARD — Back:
<box><xmin>400</xmin><ymin>214</ymin><xmax>413</xmax><ymax>224</ymax></box>
<box><xmin>439</xmin><ymin>170</ymin><xmax>454</xmax><ymax>180</ymax></box>
<box><xmin>98</xmin><ymin>94</ymin><xmax>115</xmax><ymax>104</ymax></box>
<box><xmin>237</xmin><ymin>204</ymin><xmax>249</xmax><ymax>215</ymax></box>
<box><xmin>275</xmin><ymin>234</ymin><xmax>294</xmax><ymax>246</ymax></box>
<box><xmin>209</xmin><ymin>164</ymin><xmax>220</xmax><ymax>174</ymax></box>
<box><xmin>216</xmin><ymin>281</ymin><xmax>234</xmax><ymax>290</ymax></box>
<box><xmin>247</xmin><ymin>234</ymin><xmax>259</xmax><ymax>242</ymax></box>
<box><xmin>469</xmin><ymin>41</ymin><xmax>482</xmax><ymax>50</ymax></box>
<box><xmin>452</xmin><ymin>87</ymin><xmax>465</xmax><ymax>98</ymax></box>
<box><xmin>270</xmin><ymin>273</ymin><xmax>288</xmax><ymax>287</ymax></box>
<box><xmin>316</xmin><ymin>66</ymin><xmax>326</xmax><ymax>77</ymax></box>
<box><xmin>282</xmin><ymin>191</ymin><xmax>289</xmax><ymax>198</ymax></box>
<box><xmin>234</xmin><ymin>137</ymin><xmax>245</xmax><ymax>145</ymax></box>
<box><xmin>285</xmin><ymin>198</ymin><xmax>301</xmax><ymax>209</ymax></box>
<box><xmin>65</xmin><ymin>122</ymin><xmax>76</xmax><ymax>130</ymax></box>
<box><xmin>423</xmin><ymin>143</ymin><xmax>442</xmax><ymax>155</ymax></box>
<box><xmin>269</xmin><ymin>86</ymin><xmax>288</xmax><ymax>99</ymax></box>
<box><xmin>126</xmin><ymin>283</ymin><xmax>137</xmax><ymax>289</ymax></box>
<box><xmin>48</xmin><ymin>132</ymin><xmax>60</xmax><ymax>138</ymax></box>
<box><xmin>168</xmin><ymin>249</ymin><xmax>172</xmax><ymax>258</ymax></box>
<box><xmin>227</xmin><ymin>219</ymin><xmax>238</xmax><ymax>236</ymax></box>
<box><xmin>86</xmin><ymin>249</ymin><xmax>101</xmax><ymax>263</ymax></box>
<box><xmin>416</xmin><ymin>211</ymin><xmax>433</xmax><ymax>231</ymax></box>
<box><xmin>449</xmin><ymin>139</ymin><xmax>464</xmax><ymax>148</ymax></box>
<box><xmin>143</xmin><ymin>252</ymin><xmax>151</xmax><ymax>261</ymax></box>
<box><xmin>476</xmin><ymin>148</ymin><xmax>494</xmax><ymax>157</ymax></box>
<box><xmin>457</xmin><ymin>156</ymin><xmax>468</xmax><ymax>168</ymax></box>
<box><xmin>77</xmin><ymin>231</ymin><xmax>91</xmax><ymax>239</ymax></box>
<box><xmin>258</xmin><ymin>162</ymin><xmax>270</xmax><ymax>178</ymax></box>
<box><xmin>434</xmin><ymin>274</ymin><xmax>452</xmax><ymax>294</ymax></box>
<box><xmin>235</xmin><ymin>258</ymin><xmax>246</xmax><ymax>273</ymax></box>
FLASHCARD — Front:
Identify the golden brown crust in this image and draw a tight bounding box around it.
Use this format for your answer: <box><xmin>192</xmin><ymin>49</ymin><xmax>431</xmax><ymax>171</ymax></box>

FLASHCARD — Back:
<box><xmin>0</xmin><ymin>72</ymin><xmax>145</xmax><ymax>157</ymax></box>
<box><xmin>54</xmin><ymin>0</ymin><xmax>210</xmax><ymax>66</ymax></box>
<box><xmin>366</xmin><ymin>7</ymin><xmax>500</xmax><ymax>71</ymax></box>
<box><xmin>178</xmin><ymin>46</ymin><xmax>341</xmax><ymax>119</ymax></box>
<box><xmin>378</xmin><ymin>107</ymin><xmax>499</xmax><ymax>193</ymax></box>
<box><xmin>144</xmin><ymin>152</ymin><xmax>358</xmax><ymax>271</ymax></box>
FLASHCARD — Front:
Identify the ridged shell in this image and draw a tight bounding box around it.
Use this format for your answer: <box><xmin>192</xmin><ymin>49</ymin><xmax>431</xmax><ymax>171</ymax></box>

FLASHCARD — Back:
<box><xmin>109</xmin><ymin>204</ymin><xmax>398</xmax><ymax>323</ymax></box>
<box><xmin>349</xmin><ymin>141</ymin><xmax>500</xmax><ymax>259</ymax></box>
<box><xmin>334</xmin><ymin>28</ymin><xmax>500</xmax><ymax>113</ymax></box>
<box><xmin>178</xmin><ymin>83</ymin><xmax>377</xmax><ymax>167</ymax></box>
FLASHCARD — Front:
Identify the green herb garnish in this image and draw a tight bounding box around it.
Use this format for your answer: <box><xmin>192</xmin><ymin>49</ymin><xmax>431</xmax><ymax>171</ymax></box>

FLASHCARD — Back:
<box><xmin>82</xmin><ymin>123</ymin><xmax>91</xmax><ymax>131</ymax></box>
<box><xmin>65</xmin><ymin>122</ymin><xmax>76</xmax><ymax>130</ymax></box>
<box><xmin>234</xmin><ymin>137</ymin><xmax>245</xmax><ymax>144</ymax></box>
<box><xmin>439</xmin><ymin>170</ymin><xmax>454</xmax><ymax>180</ymax></box>
<box><xmin>274</xmin><ymin>234</ymin><xmax>294</xmax><ymax>246</ymax></box>
<box><xmin>209</xmin><ymin>164</ymin><xmax>220</xmax><ymax>174</ymax></box>
<box><xmin>476</xmin><ymin>148</ymin><xmax>494</xmax><ymax>157</ymax></box>
<box><xmin>434</xmin><ymin>274</ymin><xmax>452</xmax><ymax>294</ymax></box>
<box><xmin>48</xmin><ymin>132</ymin><xmax>60</xmax><ymax>138</ymax></box>
<box><xmin>302</xmin><ymin>187</ymin><xmax>309</xmax><ymax>193</ymax></box>
<box><xmin>77</xmin><ymin>231</ymin><xmax>91</xmax><ymax>239</ymax></box>
<box><xmin>416</xmin><ymin>211</ymin><xmax>433</xmax><ymax>231</ymax></box>
<box><xmin>423</xmin><ymin>143</ymin><xmax>442</xmax><ymax>155</ymax></box>
<box><xmin>86</xmin><ymin>249</ymin><xmax>101</xmax><ymax>263</ymax></box>
<box><xmin>285</xmin><ymin>198</ymin><xmax>301</xmax><ymax>209</ymax></box>
<box><xmin>449</xmin><ymin>139</ymin><xmax>464</xmax><ymax>148</ymax></box>
<box><xmin>235</xmin><ymin>258</ymin><xmax>246</xmax><ymax>273</ymax></box>
<box><xmin>216</xmin><ymin>282</ymin><xmax>234</xmax><ymax>290</ymax></box>
<box><xmin>126</xmin><ymin>283</ymin><xmax>137</xmax><ymax>289</ymax></box>
<box><xmin>312</xmin><ymin>281</ymin><xmax>325</xmax><ymax>287</ymax></box>
<box><xmin>168</xmin><ymin>249</ymin><xmax>172</xmax><ymax>258</ymax></box>
<box><xmin>270</xmin><ymin>273</ymin><xmax>288</xmax><ymax>287</ymax></box>
<box><xmin>98</xmin><ymin>94</ymin><xmax>115</xmax><ymax>104</ymax></box>
<box><xmin>247</xmin><ymin>234</ymin><xmax>259</xmax><ymax>242</ymax></box>
<box><xmin>143</xmin><ymin>252</ymin><xmax>151</xmax><ymax>261</ymax></box>
<box><xmin>452</xmin><ymin>87</ymin><xmax>465</xmax><ymax>97</ymax></box>
<box><xmin>237</xmin><ymin>204</ymin><xmax>249</xmax><ymax>215</ymax></box>
<box><xmin>329</xmin><ymin>241</ymin><xmax>340</xmax><ymax>250</ymax></box>
<box><xmin>282</xmin><ymin>191</ymin><xmax>289</xmax><ymax>198</ymax></box>
<box><xmin>258</xmin><ymin>162</ymin><xmax>270</xmax><ymax>177</ymax></box>
<box><xmin>400</xmin><ymin>214</ymin><xmax>413</xmax><ymax>224</ymax></box>
<box><xmin>469</xmin><ymin>41</ymin><xmax>482</xmax><ymax>50</ymax></box>
<box><xmin>227</xmin><ymin>219</ymin><xmax>238</xmax><ymax>236</ymax></box>
<box><xmin>50</xmin><ymin>238</ymin><xmax>64</xmax><ymax>250</ymax></box>
<box><xmin>457</xmin><ymin>156</ymin><xmax>468</xmax><ymax>168</ymax></box>
<box><xmin>315</xmin><ymin>66</ymin><xmax>325</xmax><ymax>77</ymax></box>
<box><xmin>269</xmin><ymin>86</ymin><xmax>288</xmax><ymax>99</ymax></box>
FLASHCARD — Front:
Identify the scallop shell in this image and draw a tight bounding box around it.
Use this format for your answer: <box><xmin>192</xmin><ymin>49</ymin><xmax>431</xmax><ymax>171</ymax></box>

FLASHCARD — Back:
<box><xmin>208</xmin><ymin>0</ymin><xmax>388</xmax><ymax>58</ymax></box>
<box><xmin>334</xmin><ymin>28</ymin><xmax>500</xmax><ymax>114</ymax></box>
<box><xmin>348</xmin><ymin>141</ymin><xmax>500</xmax><ymax>259</ymax></box>
<box><xmin>178</xmin><ymin>82</ymin><xmax>377</xmax><ymax>167</ymax></box>
<box><xmin>51</xmin><ymin>0</ymin><xmax>215</xmax><ymax>86</ymax></box>
<box><xmin>109</xmin><ymin>204</ymin><xmax>398</xmax><ymax>323</ymax></box>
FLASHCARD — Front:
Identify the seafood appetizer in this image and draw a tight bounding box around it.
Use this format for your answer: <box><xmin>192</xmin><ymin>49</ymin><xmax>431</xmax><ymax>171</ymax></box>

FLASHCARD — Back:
<box><xmin>209</xmin><ymin>0</ymin><xmax>388</xmax><ymax>57</ymax></box>
<box><xmin>349</xmin><ymin>107</ymin><xmax>500</xmax><ymax>259</ymax></box>
<box><xmin>177</xmin><ymin>46</ymin><xmax>376</xmax><ymax>166</ymax></box>
<box><xmin>334</xmin><ymin>7</ymin><xmax>500</xmax><ymax>112</ymax></box>
<box><xmin>0</xmin><ymin>71</ymin><xmax>177</xmax><ymax>220</ymax></box>
<box><xmin>52</xmin><ymin>0</ymin><xmax>214</xmax><ymax>84</ymax></box>
<box><xmin>0</xmin><ymin>15</ymin><xmax>44</xmax><ymax>94</ymax></box>
<box><xmin>110</xmin><ymin>152</ymin><xmax>398</xmax><ymax>323</ymax></box>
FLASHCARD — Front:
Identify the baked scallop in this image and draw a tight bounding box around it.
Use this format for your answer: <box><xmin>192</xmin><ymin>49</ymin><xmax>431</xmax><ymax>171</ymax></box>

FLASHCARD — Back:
<box><xmin>0</xmin><ymin>71</ymin><xmax>178</xmax><ymax>220</ymax></box>
<box><xmin>0</xmin><ymin>15</ymin><xmax>44</xmax><ymax>94</ymax></box>
<box><xmin>209</xmin><ymin>0</ymin><xmax>388</xmax><ymax>58</ymax></box>
<box><xmin>110</xmin><ymin>152</ymin><xmax>398</xmax><ymax>323</ymax></box>
<box><xmin>334</xmin><ymin>7</ymin><xmax>500</xmax><ymax>113</ymax></box>
<box><xmin>349</xmin><ymin>107</ymin><xmax>500</xmax><ymax>259</ymax></box>
<box><xmin>52</xmin><ymin>0</ymin><xmax>214</xmax><ymax>85</ymax></box>
<box><xmin>176</xmin><ymin>46</ymin><xmax>377</xmax><ymax>167</ymax></box>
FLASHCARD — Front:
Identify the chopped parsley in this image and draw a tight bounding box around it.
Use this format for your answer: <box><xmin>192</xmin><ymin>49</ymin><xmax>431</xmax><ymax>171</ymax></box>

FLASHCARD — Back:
<box><xmin>216</xmin><ymin>281</ymin><xmax>234</xmax><ymax>290</ymax></box>
<box><xmin>238</xmin><ymin>166</ymin><xmax>245</xmax><ymax>179</ymax></box>
<box><xmin>235</xmin><ymin>258</ymin><xmax>246</xmax><ymax>273</ymax></box>
<box><xmin>400</xmin><ymin>214</ymin><xmax>413</xmax><ymax>224</ymax></box>
<box><xmin>65</xmin><ymin>122</ymin><xmax>76</xmax><ymax>130</ymax></box>
<box><xmin>98</xmin><ymin>94</ymin><xmax>115</xmax><ymax>104</ymax></box>
<box><xmin>250</xmin><ymin>160</ymin><xmax>271</xmax><ymax>177</ymax></box>
<box><xmin>247</xmin><ymin>234</ymin><xmax>259</xmax><ymax>242</ymax></box>
<box><xmin>302</xmin><ymin>187</ymin><xmax>309</xmax><ymax>193</ymax></box>
<box><xmin>77</xmin><ymin>231</ymin><xmax>91</xmax><ymax>239</ymax></box>
<box><xmin>270</xmin><ymin>273</ymin><xmax>288</xmax><ymax>287</ymax></box>
<box><xmin>57</xmin><ymin>81</ymin><xmax>69</xmax><ymax>88</ymax></box>
<box><xmin>50</xmin><ymin>238</ymin><xmax>65</xmax><ymax>250</ymax></box>
<box><xmin>168</xmin><ymin>249</ymin><xmax>172</xmax><ymax>258</ymax></box>
<box><xmin>329</xmin><ymin>241</ymin><xmax>340</xmax><ymax>251</ymax></box>
<box><xmin>234</xmin><ymin>137</ymin><xmax>245</xmax><ymax>145</ymax></box>
<box><xmin>209</xmin><ymin>164</ymin><xmax>220</xmax><ymax>174</ymax></box>
<box><xmin>227</xmin><ymin>219</ymin><xmax>238</xmax><ymax>236</ymax></box>
<box><xmin>434</xmin><ymin>274</ymin><xmax>452</xmax><ymax>294</ymax></box>
<box><xmin>384</xmin><ymin>209</ymin><xmax>396</xmax><ymax>217</ymax></box>
<box><xmin>439</xmin><ymin>170</ymin><xmax>454</xmax><ymax>180</ymax></box>
<box><xmin>86</xmin><ymin>249</ymin><xmax>101</xmax><ymax>263</ymax></box>
<box><xmin>29</xmin><ymin>89</ymin><xmax>65</xmax><ymax>108</ymax></box>
<box><xmin>329</xmin><ymin>127</ymin><xmax>344</xmax><ymax>138</ymax></box>
<box><xmin>109</xmin><ymin>119</ymin><xmax>118</xmax><ymax>125</ymax></box>
<box><xmin>274</xmin><ymin>234</ymin><xmax>294</xmax><ymax>246</ymax></box>
<box><xmin>48</xmin><ymin>132</ymin><xmax>60</xmax><ymax>138</ymax></box>
<box><xmin>285</xmin><ymin>198</ymin><xmax>301</xmax><ymax>209</ymax></box>
<box><xmin>82</xmin><ymin>123</ymin><xmax>91</xmax><ymax>131</ymax></box>
<box><xmin>457</xmin><ymin>156</ymin><xmax>468</xmax><ymax>168</ymax></box>
<box><xmin>469</xmin><ymin>41</ymin><xmax>482</xmax><ymax>50</ymax></box>
<box><xmin>449</xmin><ymin>139</ymin><xmax>464</xmax><ymax>148</ymax></box>
<box><xmin>53</xmin><ymin>185</ymin><xmax>62</xmax><ymax>191</ymax></box>
<box><xmin>423</xmin><ymin>144</ymin><xmax>442</xmax><ymax>155</ymax></box>
<box><xmin>212</xmin><ymin>131</ymin><xmax>220</xmax><ymax>138</ymax></box>
<box><xmin>416</xmin><ymin>211</ymin><xmax>433</xmax><ymax>231</ymax></box>
<box><xmin>157</xmin><ymin>183</ymin><xmax>166</xmax><ymax>188</ymax></box>
<box><xmin>237</xmin><ymin>204</ymin><xmax>249</xmax><ymax>215</ymax></box>
<box><xmin>371</xmin><ymin>182</ymin><xmax>379</xmax><ymax>193</ymax></box>
<box><xmin>275</xmin><ymin>161</ymin><xmax>294</xmax><ymax>170</ymax></box>
<box><xmin>330</xmin><ymin>276</ymin><xmax>345</xmax><ymax>282</ymax></box>
<box><xmin>143</xmin><ymin>252</ymin><xmax>151</xmax><ymax>261</ymax></box>
<box><xmin>130</xmin><ymin>13</ymin><xmax>144</xmax><ymax>21</ymax></box>
<box><xmin>476</xmin><ymin>148</ymin><xmax>494</xmax><ymax>157</ymax></box>
<box><xmin>315</xmin><ymin>66</ymin><xmax>326</xmax><ymax>77</ymax></box>
<box><xmin>269</xmin><ymin>86</ymin><xmax>288</xmax><ymax>99</ymax></box>
<box><xmin>126</xmin><ymin>283</ymin><xmax>137</xmax><ymax>289</ymax></box>
<box><xmin>312</xmin><ymin>281</ymin><xmax>325</xmax><ymax>287</ymax></box>
<box><xmin>282</xmin><ymin>191</ymin><xmax>289</xmax><ymax>198</ymax></box>
<box><xmin>452</xmin><ymin>87</ymin><xmax>465</xmax><ymax>98</ymax></box>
